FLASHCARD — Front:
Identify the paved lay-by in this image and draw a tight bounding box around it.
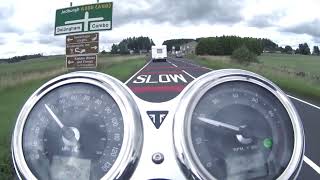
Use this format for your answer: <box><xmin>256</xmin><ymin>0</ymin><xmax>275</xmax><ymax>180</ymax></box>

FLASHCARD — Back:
<box><xmin>126</xmin><ymin>57</ymin><xmax>320</xmax><ymax>179</ymax></box>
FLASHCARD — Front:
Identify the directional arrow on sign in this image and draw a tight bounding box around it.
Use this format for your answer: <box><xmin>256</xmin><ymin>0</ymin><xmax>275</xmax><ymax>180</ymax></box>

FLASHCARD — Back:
<box><xmin>68</xmin><ymin>60</ymin><xmax>73</xmax><ymax>64</ymax></box>
<box><xmin>75</xmin><ymin>48</ymin><xmax>86</xmax><ymax>54</ymax></box>
<box><xmin>67</xmin><ymin>37</ymin><xmax>73</xmax><ymax>42</ymax></box>
<box><xmin>91</xmin><ymin>46</ymin><xmax>98</xmax><ymax>50</ymax></box>
<box><xmin>92</xmin><ymin>34</ymin><xmax>98</xmax><ymax>41</ymax></box>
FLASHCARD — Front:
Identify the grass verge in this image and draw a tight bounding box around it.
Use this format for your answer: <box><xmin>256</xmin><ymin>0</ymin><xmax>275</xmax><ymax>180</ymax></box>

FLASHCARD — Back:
<box><xmin>191</xmin><ymin>55</ymin><xmax>320</xmax><ymax>103</ymax></box>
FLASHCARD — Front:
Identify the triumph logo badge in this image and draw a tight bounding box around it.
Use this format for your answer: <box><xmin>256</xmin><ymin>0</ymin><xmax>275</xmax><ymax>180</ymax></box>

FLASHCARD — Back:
<box><xmin>147</xmin><ymin>111</ymin><xmax>168</xmax><ymax>129</ymax></box>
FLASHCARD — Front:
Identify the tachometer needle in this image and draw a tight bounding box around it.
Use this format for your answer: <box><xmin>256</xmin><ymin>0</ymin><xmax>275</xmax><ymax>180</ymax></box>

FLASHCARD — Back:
<box><xmin>45</xmin><ymin>104</ymin><xmax>64</xmax><ymax>128</ymax></box>
<box><xmin>198</xmin><ymin>117</ymin><xmax>240</xmax><ymax>132</ymax></box>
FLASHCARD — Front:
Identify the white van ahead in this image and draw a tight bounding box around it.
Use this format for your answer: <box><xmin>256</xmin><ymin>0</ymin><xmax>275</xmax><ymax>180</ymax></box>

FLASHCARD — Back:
<box><xmin>152</xmin><ymin>45</ymin><xmax>167</xmax><ymax>62</ymax></box>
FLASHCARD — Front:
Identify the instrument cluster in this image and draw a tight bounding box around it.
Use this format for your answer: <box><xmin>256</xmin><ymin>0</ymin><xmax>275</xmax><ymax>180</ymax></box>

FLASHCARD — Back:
<box><xmin>12</xmin><ymin>70</ymin><xmax>304</xmax><ymax>180</ymax></box>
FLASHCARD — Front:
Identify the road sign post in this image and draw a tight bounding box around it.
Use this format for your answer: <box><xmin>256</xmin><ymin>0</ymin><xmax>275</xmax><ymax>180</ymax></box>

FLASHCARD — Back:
<box><xmin>55</xmin><ymin>2</ymin><xmax>113</xmax><ymax>35</ymax></box>
<box><xmin>65</xmin><ymin>33</ymin><xmax>99</xmax><ymax>69</ymax></box>
<box><xmin>55</xmin><ymin>2</ymin><xmax>112</xmax><ymax>69</ymax></box>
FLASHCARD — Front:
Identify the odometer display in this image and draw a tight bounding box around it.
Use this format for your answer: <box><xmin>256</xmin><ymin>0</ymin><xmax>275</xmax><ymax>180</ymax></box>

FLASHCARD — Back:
<box><xmin>22</xmin><ymin>83</ymin><xmax>124</xmax><ymax>180</ymax></box>
<box><xmin>190</xmin><ymin>81</ymin><xmax>294</xmax><ymax>179</ymax></box>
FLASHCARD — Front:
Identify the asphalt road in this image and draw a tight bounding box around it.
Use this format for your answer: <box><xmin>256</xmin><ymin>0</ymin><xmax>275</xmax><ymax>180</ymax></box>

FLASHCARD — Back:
<box><xmin>126</xmin><ymin>57</ymin><xmax>320</xmax><ymax>179</ymax></box>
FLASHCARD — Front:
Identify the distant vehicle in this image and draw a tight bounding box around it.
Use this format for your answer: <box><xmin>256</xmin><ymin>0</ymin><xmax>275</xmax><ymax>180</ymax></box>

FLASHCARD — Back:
<box><xmin>152</xmin><ymin>45</ymin><xmax>167</xmax><ymax>62</ymax></box>
<box><xmin>175</xmin><ymin>51</ymin><xmax>183</xmax><ymax>58</ymax></box>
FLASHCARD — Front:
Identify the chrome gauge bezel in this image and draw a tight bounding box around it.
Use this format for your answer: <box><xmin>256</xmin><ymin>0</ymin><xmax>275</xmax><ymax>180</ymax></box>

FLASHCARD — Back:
<box><xmin>12</xmin><ymin>71</ymin><xmax>143</xmax><ymax>180</ymax></box>
<box><xmin>173</xmin><ymin>69</ymin><xmax>304</xmax><ymax>180</ymax></box>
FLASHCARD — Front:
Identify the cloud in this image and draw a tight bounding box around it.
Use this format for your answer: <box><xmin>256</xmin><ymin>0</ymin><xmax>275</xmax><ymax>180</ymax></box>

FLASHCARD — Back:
<box><xmin>314</xmin><ymin>37</ymin><xmax>320</xmax><ymax>44</ymax></box>
<box><xmin>0</xmin><ymin>37</ymin><xmax>6</xmax><ymax>45</ymax></box>
<box><xmin>100</xmin><ymin>37</ymin><xmax>123</xmax><ymax>45</ymax></box>
<box><xmin>39</xmin><ymin>24</ymin><xmax>54</xmax><ymax>36</ymax></box>
<box><xmin>247</xmin><ymin>12</ymin><xmax>284</xmax><ymax>28</ymax></box>
<box><xmin>19</xmin><ymin>38</ymin><xmax>34</xmax><ymax>44</ymax></box>
<box><xmin>0</xmin><ymin>24</ymin><xmax>23</xmax><ymax>35</ymax></box>
<box><xmin>38</xmin><ymin>35</ymin><xmax>64</xmax><ymax>48</ymax></box>
<box><xmin>281</xmin><ymin>19</ymin><xmax>320</xmax><ymax>38</ymax></box>
<box><xmin>0</xmin><ymin>5</ymin><xmax>23</xmax><ymax>35</ymax></box>
<box><xmin>113</xmin><ymin>0</ymin><xmax>244</xmax><ymax>27</ymax></box>
<box><xmin>0</xmin><ymin>5</ymin><xmax>14</xmax><ymax>19</ymax></box>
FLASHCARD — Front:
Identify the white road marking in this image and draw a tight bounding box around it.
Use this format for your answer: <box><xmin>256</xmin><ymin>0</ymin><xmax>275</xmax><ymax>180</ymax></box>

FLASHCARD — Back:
<box><xmin>170</xmin><ymin>57</ymin><xmax>211</xmax><ymax>70</ymax></box>
<box><xmin>288</xmin><ymin>95</ymin><xmax>320</xmax><ymax>110</ymax></box>
<box><xmin>182</xmin><ymin>70</ymin><xmax>196</xmax><ymax>80</ymax></box>
<box><xmin>167</xmin><ymin>60</ymin><xmax>178</xmax><ymax>67</ymax></box>
<box><xmin>304</xmin><ymin>156</ymin><xmax>320</xmax><ymax>174</ymax></box>
<box><xmin>125</xmin><ymin>60</ymin><xmax>152</xmax><ymax>84</ymax></box>
<box><xmin>168</xmin><ymin>60</ymin><xmax>196</xmax><ymax>79</ymax></box>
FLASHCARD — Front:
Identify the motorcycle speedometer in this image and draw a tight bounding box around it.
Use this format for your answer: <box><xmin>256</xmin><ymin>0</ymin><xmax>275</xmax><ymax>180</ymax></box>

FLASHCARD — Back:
<box><xmin>173</xmin><ymin>69</ymin><xmax>304</xmax><ymax>180</ymax></box>
<box><xmin>12</xmin><ymin>72</ymin><xmax>143</xmax><ymax>180</ymax></box>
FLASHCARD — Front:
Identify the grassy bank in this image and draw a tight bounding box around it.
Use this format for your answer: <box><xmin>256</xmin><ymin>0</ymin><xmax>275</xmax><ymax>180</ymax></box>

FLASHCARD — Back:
<box><xmin>191</xmin><ymin>53</ymin><xmax>320</xmax><ymax>103</ymax></box>
<box><xmin>0</xmin><ymin>55</ymin><xmax>146</xmax><ymax>179</ymax></box>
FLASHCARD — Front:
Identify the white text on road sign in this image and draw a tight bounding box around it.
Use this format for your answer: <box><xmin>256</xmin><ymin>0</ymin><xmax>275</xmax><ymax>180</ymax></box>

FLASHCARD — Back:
<box><xmin>56</xmin><ymin>24</ymin><xmax>82</xmax><ymax>34</ymax></box>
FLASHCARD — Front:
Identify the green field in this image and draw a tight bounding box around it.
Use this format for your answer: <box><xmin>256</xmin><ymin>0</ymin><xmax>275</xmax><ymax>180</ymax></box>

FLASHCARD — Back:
<box><xmin>191</xmin><ymin>53</ymin><xmax>320</xmax><ymax>103</ymax></box>
<box><xmin>0</xmin><ymin>55</ymin><xmax>146</xmax><ymax>179</ymax></box>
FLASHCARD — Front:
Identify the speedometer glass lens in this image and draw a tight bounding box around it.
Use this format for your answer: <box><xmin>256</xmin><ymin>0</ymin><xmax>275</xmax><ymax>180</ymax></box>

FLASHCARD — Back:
<box><xmin>190</xmin><ymin>81</ymin><xmax>294</xmax><ymax>179</ymax></box>
<box><xmin>22</xmin><ymin>83</ymin><xmax>124</xmax><ymax>180</ymax></box>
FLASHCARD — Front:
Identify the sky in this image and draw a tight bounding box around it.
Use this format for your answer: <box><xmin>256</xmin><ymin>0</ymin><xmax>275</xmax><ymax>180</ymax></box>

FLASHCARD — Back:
<box><xmin>0</xmin><ymin>0</ymin><xmax>319</xmax><ymax>58</ymax></box>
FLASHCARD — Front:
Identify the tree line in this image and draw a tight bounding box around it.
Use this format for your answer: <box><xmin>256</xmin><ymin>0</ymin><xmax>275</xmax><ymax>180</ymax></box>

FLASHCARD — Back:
<box><xmin>110</xmin><ymin>36</ymin><xmax>155</xmax><ymax>55</ymax></box>
<box><xmin>0</xmin><ymin>53</ymin><xmax>43</xmax><ymax>63</ymax></box>
<box><xmin>162</xmin><ymin>39</ymin><xmax>195</xmax><ymax>51</ymax></box>
<box><xmin>279</xmin><ymin>43</ymin><xmax>320</xmax><ymax>55</ymax></box>
<box><xmin>196</xmin><ymin>36</ymin><xmax>278</xmax><ymax>56</ymax></box>
<box><xmin>195</xmin><ymin>36</ymin><xmax>320</xmax><ymax>56</ymax></box>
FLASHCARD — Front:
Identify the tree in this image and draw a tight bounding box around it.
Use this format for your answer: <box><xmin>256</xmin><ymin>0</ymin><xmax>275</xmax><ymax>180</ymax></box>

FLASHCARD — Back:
<box><xmin>313</xmin><ymin>46</ymin><xmax>320</xmax><ymax>54</ymax></box>
<box><xmin>163</xmin><ymin>39</ymin><xmax>195</xmax><ymax>51</ymax></box>
<box><xmin>110</xmin><ymin>44</ymin><xmax>118</xmax><ymax>54</ymax></box>
<box><xmin>118</xmin><ymin>41</ymin><xmax>129</xmax><ymax>54</ymax></box>
<box><xmin>283</xmin><ymin>45</ymin><xmax>293</xmax><ymax>54</ymax></box>
<box><xmin>231</xmin><ymin>46</ymin><xmax>258</xmax><ymax>65</ymax></box>
<box><xmin>110</xmin><ymin>36</ymin><xmax>154</xmax><ymax>55</ymax></box>
<box><xmin>195</xmin><ymin>36</ymin><xmax>265</xmax><ymax>56</ymax></box>
<box><xmin>261</xmin><ymin>38</ymin><xmax>278</xmax><ymax>52</ymax></box>
<box><xmin>297</xmin><ymin>43</ymin><xmax>311</xmax><ymax>55</ymax></box>
<box><xmin>278</xmin><ymin>47</ymin><xmax>285</xmax><ymax>53</ymax></box>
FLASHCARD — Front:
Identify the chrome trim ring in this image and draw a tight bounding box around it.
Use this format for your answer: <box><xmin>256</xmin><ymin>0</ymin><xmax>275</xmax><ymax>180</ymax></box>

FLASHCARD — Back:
<box><xmin>12</xmin><ymin>71</ymin><xmax>143</xmax><ymax>180</ymax></box>
<box><xmin>173</xmin><ymin>69</ymin><xmax>305</xmax><ymax>180</ymax></box>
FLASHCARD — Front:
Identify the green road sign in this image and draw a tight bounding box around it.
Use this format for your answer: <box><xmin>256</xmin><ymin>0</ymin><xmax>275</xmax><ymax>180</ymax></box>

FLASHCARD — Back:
<box><xmin>55</xmin><ymin>2</ymin><xmax>113</xmax><ymax>35</ymax></box>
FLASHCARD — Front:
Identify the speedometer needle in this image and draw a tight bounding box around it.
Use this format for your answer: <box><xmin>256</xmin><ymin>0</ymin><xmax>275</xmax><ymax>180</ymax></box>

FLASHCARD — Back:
<box><xmin>45</xmin><ymin>104</ymin><xmax>64</xmax><ymax>128</ymax></box>
<box><xmin>198</xmin><ymin>117</ymin><xmax>240</xmax><ymax>132</ymax></box>
<box><xmin>45</xmin><ymin>104</ymin><xmax>80</xmax><ymax>144</ymax></box>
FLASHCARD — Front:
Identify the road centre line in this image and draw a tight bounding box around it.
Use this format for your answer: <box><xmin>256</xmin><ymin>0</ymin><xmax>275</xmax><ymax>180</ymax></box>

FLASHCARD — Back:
<box><xmin>170</xmin><ymin>57</ymin><xmax>211</xmax><ymax>70</ymax></box>
<box><xmin>182</xmin><ymin>70</ymin><xmax>196</xmax><ymax>80</ymax></box>
<box><xmin>167</xmin><ymin>60</ymin><xmax>178</xmax><ymax>67</ymax></box>
<box><xmin>125</xmin><ymin>60</ymin><xmax>151</xmax><ymax>84</ymax></box>
<box><xmin>304</xmin><ymin>156</ymin><xmax>320</xmax><ymax>174</ymax></box>
<box><xmin>168</xmin><ymin>60</ymin><xmax>196</xmax><ymax>79</ymax></box>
